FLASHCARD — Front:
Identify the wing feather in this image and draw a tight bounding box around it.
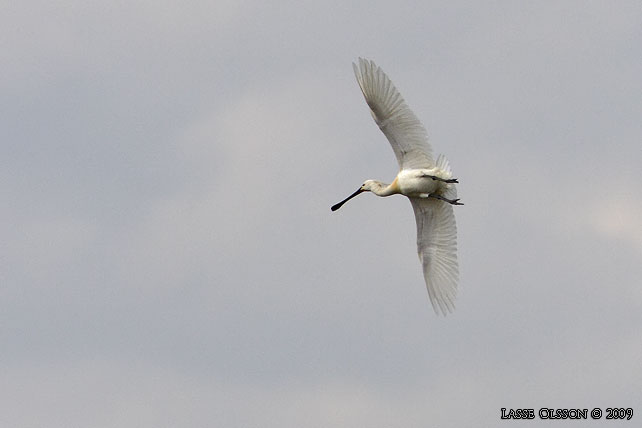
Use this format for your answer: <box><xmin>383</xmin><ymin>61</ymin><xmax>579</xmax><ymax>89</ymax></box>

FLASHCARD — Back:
<box><xmin>353</xmin><ymin>58</ymin><xmax>434</xmax><ymax>170</ymax></box>
<box><xmin>409</xmin><ymin>198</ymin><xmax>459</xmax><ymax>315</ymax></box>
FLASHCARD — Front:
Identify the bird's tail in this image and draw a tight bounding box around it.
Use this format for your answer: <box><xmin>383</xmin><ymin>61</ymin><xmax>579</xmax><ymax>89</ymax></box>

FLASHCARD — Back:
<box><xmin>436</xmin><ymin>154</ymin><xmax>458</xmax><ymax>200</ymax></box>
<box><xmin>435</xmin><ymin>154</ymin><xmax>452</xmax><ymax>175</ymax></box>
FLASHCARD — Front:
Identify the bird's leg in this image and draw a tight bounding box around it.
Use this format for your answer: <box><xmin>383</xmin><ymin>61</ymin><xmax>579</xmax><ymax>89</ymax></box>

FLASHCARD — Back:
<box><xmin>420</xmin><ymin>174</ymin><xmax>458</xmax><ymax>184</ymax></box>
<box><xmin>429</xmin><ymin>194</ymin><xmax>464</xmax><ymax>205</ymax></box>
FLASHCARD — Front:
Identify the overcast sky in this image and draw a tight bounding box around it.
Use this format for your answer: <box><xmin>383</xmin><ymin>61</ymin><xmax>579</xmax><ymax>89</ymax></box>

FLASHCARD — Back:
<box><xmin>2</xmin><ymin>1</ymin><xmax>642</xmax><ymax>427</ymax></box>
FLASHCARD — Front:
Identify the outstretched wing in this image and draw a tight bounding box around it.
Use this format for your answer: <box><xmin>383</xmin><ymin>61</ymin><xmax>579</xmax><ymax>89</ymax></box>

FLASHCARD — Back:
<box><xmin>353</xmin><ymin>58</ymin><xmax>434</xmax><ymax>170</ymax></box>
<box><xmin>409</xmin><ymin>198</ymin><xmax>459</xmax><ymax>315</ymax></box>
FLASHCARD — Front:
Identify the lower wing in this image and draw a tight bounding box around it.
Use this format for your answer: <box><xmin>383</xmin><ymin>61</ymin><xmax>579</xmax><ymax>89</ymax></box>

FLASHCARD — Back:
<box><xmin>409</xmin><ymin>198</ymin><xmax>459</xmax><ymax>315</ymax></box>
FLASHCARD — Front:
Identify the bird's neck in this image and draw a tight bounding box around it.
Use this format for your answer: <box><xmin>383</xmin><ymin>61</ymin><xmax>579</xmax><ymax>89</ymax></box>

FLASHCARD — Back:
<box><xmin>371</xmin><ymin>177</ymin><xmax>400</xmax><ymax>197</ymax></box>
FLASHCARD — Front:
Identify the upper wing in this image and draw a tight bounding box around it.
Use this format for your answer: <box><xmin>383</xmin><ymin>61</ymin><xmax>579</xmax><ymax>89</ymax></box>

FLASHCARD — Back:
<box><xmin>353</xmin><ymin>58</ymin><xmax>434</xmax><ymax>170</ymax></box>
<box><xmin>409</xmin><ymin>197</ymin><xmax>459</xmax><ymax>315</ymax></box>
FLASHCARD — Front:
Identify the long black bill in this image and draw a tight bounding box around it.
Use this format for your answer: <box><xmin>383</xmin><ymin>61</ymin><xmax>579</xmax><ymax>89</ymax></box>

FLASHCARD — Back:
<box><xmin>331</xmin><ymin>188</ymin><xmax>364</xmax><ymax>211</ymax></box>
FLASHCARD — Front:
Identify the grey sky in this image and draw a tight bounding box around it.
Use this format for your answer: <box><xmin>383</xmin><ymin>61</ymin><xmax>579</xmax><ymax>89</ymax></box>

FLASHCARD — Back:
<box><xmin>2</xmin><ymin>1</ymin><xmax>641</xmax><ymax>427</ymax></box>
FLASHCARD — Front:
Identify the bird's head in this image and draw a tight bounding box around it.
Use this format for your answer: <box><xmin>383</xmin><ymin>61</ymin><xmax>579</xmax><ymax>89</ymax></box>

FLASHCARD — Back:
<box><xmin>331</xmin><ymin>180</ymin><xmax>385</xmax><ymax>212</ymax></box>
<box><xmin>360</xmin><ymin>180</ymin><xmax>378</xmax><ymax>192</ymax></box>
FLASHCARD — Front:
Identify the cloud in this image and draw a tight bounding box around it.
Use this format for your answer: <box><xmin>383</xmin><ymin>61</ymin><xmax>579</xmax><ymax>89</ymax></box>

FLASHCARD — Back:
<box><xmin>2</xmin><ymin>1</ymin><xmax>642</xmax><ymax>427</ymax></box>
<box><xmin>587</xmin><ymin>194</ymin><xmax>642</xmax><ymax>252</ymax></box>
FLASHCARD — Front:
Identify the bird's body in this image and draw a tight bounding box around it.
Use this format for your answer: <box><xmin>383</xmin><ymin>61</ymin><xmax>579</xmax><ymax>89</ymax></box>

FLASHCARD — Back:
<box><xmin>358</xmin><ymin>168</ymin><xmax>452</xmax><ymax>198</ymax></box>
<box><xmin>396</xmin><ymin>167</ymin><xmax>453</xmax><ymax>197</ymax></box>
<box><xmin>332</xmin><ymin>58</ymin><xmax>462</xmax><ymax>316</ymax></box>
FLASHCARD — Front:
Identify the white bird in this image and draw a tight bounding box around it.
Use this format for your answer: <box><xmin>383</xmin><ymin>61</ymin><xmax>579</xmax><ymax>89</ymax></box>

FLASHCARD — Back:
<box><xmin>332</xmin><ymin>58</ymin><xmax>462</xmax><ymax>316</ymax></box>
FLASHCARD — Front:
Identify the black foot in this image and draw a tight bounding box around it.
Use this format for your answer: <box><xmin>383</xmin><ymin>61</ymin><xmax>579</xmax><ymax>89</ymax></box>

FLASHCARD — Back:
<box><xmin>429</xmin><ymin>194</ymin><xmax>464</xmax><ymax>205</ymax></box>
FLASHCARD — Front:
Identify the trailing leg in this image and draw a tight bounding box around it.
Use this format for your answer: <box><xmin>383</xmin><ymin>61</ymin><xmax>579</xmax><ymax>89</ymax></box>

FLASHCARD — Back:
<box><xmin>429</xmin><ymin>194</ymin><xmax>464</xmax><ymax>205</ymax></box>
<box><xmin>420</xmin><ymin>173</ymin><xmax>458</xmax><ymax>184</ymax></box>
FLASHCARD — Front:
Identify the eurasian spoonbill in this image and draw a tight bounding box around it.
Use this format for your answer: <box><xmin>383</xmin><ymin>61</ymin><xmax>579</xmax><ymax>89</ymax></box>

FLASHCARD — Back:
<box><xmin>332</xmin><ymin>58</ymin><xmax>462</xmax><ymax>316</ymax></box>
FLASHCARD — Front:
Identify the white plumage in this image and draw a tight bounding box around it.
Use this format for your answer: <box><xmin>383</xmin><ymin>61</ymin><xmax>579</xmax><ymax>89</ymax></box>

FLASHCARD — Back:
<box><xmin>332</xmin><ymin>58</ymin><xmax>462</xmax><ymax>316</ymax></box>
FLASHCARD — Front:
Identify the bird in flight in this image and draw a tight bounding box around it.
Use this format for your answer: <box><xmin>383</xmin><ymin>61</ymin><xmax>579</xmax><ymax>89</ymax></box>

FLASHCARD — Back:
<box><xmin>332</xmin><ymin>58</ymin><xmax>462</xmax><ymax>316</ymax></box>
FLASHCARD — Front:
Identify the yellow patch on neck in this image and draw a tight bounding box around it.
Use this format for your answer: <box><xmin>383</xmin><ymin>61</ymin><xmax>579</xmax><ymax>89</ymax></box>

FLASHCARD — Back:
<box><xmin>390</xmin><ymin>176</ymin><xmax>401</xmax><ymax>193</ymax></box>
